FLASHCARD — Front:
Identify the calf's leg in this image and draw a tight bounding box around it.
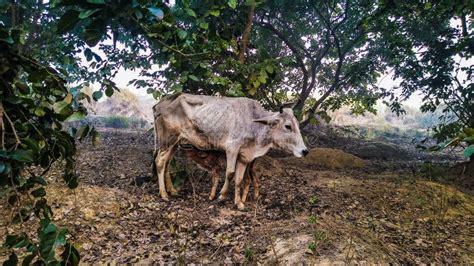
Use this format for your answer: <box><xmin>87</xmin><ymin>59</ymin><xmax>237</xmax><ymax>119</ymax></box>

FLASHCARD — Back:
<box><xmin>241</xmin><ymin>165</ymin><xmax>251</xmax><ymax>203</ymax></box>
<box><xmin>209</xmin><ymin>170</ymin><xmax>220</xmax><ymax>200</ymax></box>
<box><xmin>242</xmin><ymin>161</ymin><xmax>259</xmax><ymax>203</ymax></box>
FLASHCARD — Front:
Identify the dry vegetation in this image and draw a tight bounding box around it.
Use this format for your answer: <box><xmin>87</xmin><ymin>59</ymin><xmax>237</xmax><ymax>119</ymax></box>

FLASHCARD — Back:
<box><xmin>2</xmin><ymin>129</ymin><xmax>472</xmax><ymax>264</ymax></box>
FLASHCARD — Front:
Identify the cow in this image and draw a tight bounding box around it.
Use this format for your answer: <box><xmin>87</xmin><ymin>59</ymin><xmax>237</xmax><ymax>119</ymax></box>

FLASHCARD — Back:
<box><xmin>180</xmin><ymin>146</ymin><xmax>259</xmax><ymax>202</ymax></box>
<box><xmin>153</xmin><ymin>92</ymin><xmax>308</xmax><ymax>209</ymax></box>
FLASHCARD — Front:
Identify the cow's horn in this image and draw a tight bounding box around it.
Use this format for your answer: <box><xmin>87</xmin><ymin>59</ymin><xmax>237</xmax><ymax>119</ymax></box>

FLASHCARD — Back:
<box><xmin>279</xmin><ymin>101</ymin><xmax>296</xmax><ymax>113</ymax></box>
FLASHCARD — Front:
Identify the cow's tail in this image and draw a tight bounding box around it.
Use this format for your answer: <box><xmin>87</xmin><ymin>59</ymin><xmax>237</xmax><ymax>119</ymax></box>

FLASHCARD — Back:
<box><xmin>151</xmin><ymin>118</ymin><xmax>159</xmax><ymax>181</ymax></box>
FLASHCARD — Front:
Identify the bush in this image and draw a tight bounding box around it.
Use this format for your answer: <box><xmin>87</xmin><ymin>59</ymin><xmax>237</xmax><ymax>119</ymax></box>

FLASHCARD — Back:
<box><xmin>67</xmin><ymin>115</ymin><xmax>149</xmax><ymax>129</ymax></box>
<box><xmin>103</xmin><ymin>116</ymin><xmax>131</xmax><ymax>129</ymax></box>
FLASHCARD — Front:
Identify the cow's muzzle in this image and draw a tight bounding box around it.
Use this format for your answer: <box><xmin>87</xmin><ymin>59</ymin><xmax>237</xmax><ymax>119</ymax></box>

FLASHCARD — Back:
<box><xmin>302</xmin><ymin>149</ymin><xmax>309</xmax><ymax>157</ymax></box>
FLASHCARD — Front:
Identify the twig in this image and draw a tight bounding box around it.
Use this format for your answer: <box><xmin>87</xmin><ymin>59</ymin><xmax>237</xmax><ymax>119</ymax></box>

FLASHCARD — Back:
<box><xmin>210</xmin><ymin>242</ymin><xmax>223</xmax><ymax>259</ymax></box>
<box><xmin>3</xmin><ymin>109</ymin><xmax>21</xmax><ymax>149</ymax></box>
<box><xmin>253</xmin><ymin>197</ymin><xmax>259</xmax><ymax>221</ymax></box>
<box><xmin>0</xmin><ymin>101</ymin><xmax>4</xmax><ymax>149</ymax></box>
<box><xmin>190</xmin><ymin>170</ymin><xmax>197</xmax><ymax>209</ymax></box>
<box><xmin>270</xmin><ymin>236</ymin><xmax>279</xmax><ymax>263</ymax></box>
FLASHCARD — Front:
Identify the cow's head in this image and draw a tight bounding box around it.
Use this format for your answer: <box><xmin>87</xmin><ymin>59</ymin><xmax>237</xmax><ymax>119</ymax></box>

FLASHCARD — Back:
<box><xmin>254</xmin><ymin>108</ymin><xmax>309</xmax><ymax>157</ymax></box>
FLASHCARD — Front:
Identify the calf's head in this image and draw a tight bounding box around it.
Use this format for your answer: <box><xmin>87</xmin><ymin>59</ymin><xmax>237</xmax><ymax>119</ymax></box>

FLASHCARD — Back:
<box><xmin>254</xmin><ymin>108</ymin><xmax>308</xmax><ymax>157</ymax></box>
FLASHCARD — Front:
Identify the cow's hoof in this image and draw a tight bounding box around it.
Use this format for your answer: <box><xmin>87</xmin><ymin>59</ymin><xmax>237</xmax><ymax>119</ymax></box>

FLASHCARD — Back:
<box><xmin>218</xmin><ymin>195</ymin><xmax>226</xmax><ymax>201</ymax></box>
<box><xmin>209</xmin><ymin>195</ymin><xmax>216</xmax><ymax>201</ymax></box>
<box><xmin>161</xmin><ymin>196</ymin><xmax>169</xmax><ymax>202</ymax></box>
<box><xmin>169</xmin><ymin>189</ymin><xmax>178</xmax><ymax>196</ymax></box>
<box><xmin>237</xmin><ymin>202</ymin><xmax>245</xmax><ymax>210</ymax></box>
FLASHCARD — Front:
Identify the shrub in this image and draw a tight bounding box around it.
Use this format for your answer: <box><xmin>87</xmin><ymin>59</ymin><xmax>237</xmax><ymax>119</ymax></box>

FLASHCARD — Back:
<box><xmin>103</xmin><ymin>116</ymin><xmax>131</xmax><ymax>129</ymax></box>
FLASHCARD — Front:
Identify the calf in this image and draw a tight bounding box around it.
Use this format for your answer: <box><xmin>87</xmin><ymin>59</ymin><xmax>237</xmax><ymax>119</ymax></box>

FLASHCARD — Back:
<box><xmin>182</xmin><ymin>146</ymin><xmax>259</xmax><ymax>202</ymax></box>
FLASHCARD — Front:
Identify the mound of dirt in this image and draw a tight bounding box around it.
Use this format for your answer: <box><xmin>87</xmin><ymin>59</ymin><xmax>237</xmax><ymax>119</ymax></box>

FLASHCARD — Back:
<box><xmin>285</xmin><ymin>148</ymin><xmax>366</xmax><ymax>170</ymax></box>
<box><xmin>350</xmin><ymin>141</ymin><xmax>409</xmax><ymax>160</ymax></box>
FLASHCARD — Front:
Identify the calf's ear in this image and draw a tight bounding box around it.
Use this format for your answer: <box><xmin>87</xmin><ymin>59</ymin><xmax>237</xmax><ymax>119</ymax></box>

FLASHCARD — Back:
<box><xmin>253</xmin><ymin>116</ymin><xmax>280</xmax><ymax>127</ymax></box>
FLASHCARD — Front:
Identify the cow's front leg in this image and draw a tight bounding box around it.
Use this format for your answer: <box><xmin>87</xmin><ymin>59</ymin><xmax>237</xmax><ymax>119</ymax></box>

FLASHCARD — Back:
<box><xmin>234</xmin><ymin>161</ymin><xmax>247</xmax><ymax>210</ymax></box>
<box><xmin>156</xmin><ymin>147</ymin><xmax>175</xmax><ymax>201</ymax></box>
<box><xmin>218</xmin><ymin>151</ymin><xmax>238</xmax><ymax>201</ymax></box>
<box><xmin>164</xmin><ymin>146</ymin><xmax>178</xmax><ymax>195</ymax></box>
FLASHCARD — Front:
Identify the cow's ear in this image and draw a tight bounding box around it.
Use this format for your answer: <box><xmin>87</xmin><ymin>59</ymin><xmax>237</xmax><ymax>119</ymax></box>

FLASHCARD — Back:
<box><xmin>253</xmin><ymin>116</ymin><xmax>279</xmax><ymax>127</ymax></box>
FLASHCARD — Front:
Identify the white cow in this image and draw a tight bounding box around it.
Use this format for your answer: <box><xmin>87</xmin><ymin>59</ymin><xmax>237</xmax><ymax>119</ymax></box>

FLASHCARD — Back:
<box><xmin>153</xmin><ymin>93</ymin><xmax>308</xmax><ymax>209</ymax></box>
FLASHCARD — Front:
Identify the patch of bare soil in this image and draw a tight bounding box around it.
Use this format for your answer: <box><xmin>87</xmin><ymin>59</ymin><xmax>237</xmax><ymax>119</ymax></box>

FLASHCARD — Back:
<box><xmin>1</xmin><ymin>129</ymin><xmax>473</xmax><ymax>264</ymax></box>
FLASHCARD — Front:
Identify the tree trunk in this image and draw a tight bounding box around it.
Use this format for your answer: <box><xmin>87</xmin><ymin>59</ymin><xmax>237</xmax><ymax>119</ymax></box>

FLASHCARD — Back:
<box><xmin>238</xmin><ymin>3</ymin><xmax>256</xmax><ymax>63</ymax></box>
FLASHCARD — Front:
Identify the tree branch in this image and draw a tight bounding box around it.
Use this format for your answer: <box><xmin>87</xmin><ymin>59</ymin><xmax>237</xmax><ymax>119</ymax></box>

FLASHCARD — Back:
<box><xmin>257</xmin><ymin>20</ymin><xmax>309</xmax><ymax>102</ymax></box>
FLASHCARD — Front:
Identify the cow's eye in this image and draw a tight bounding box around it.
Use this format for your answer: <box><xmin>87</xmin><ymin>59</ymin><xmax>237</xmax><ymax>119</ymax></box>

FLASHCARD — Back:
<box><xmin>285</xmin><ymin>125</ymin><xmax>292</xmax><ymax>130</ymax></box>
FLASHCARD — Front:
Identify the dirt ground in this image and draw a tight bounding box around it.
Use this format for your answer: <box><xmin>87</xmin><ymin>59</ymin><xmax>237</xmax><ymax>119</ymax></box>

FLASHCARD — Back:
<box><xmin>1</xmin><ymin>129</ymin><xmax>473</xmax><ymax>264</ymax></box>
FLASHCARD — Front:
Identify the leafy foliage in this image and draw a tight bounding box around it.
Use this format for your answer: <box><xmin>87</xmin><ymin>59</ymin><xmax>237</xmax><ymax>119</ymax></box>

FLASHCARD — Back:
<box><xmin>0</xmin><ymin>2</ymin><xmax>96</xmax><ymax>264</ymax></box>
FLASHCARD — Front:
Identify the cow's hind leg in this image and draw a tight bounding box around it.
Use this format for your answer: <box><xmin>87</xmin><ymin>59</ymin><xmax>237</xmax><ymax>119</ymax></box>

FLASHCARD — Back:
<box><xmin>234</xmin><ymin>161</ymin><xmax>247</xmax><ymax>210</ymax></box>
<box><xmin>218</xmin><ymin>151</ymin><xmax>238</xmax><ymax>201</ymax></box>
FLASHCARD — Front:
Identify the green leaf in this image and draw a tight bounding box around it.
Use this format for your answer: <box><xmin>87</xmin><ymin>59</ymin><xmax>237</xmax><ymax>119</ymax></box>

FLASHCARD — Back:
<box><xmin>15</xmin><ymin>81</ymin><xmax>30</xmax><ymax>94</ymax></box>
<box><xmin>39</xmin><ymin>221</ymin><xmax>59</xmax><ymax>263</ymax></box>
<box><xmin>57</xmin><ymin>10</ymin><xmax>80</xmax><ymax>34</ymax></box>
<box><xmin>105</xmin><ymin>85</ymin><xmax>114</xmax><ymax>97</ymax></box>
<box><xmin>53</xmin><ymin>101</ymin><xmax>69</xmax><ymax>114</ymax></box>
<box><xmin>8</xmin><ymin>195</ymin><xmax>18</xmax><ymax>206</ymax></box>
<box><xmin>87</xmin><ymin>0</ymin><xmax>105</xmax><ymax>4</ymax></box>
<box><xmin>464</xmin><ymin>128</ymin><xmax>474</xmax><ymax>136</ymax></box>
<box><xmin>4</xmin><ymin>234</ymin><xmax>29</xmax><ymax>248</ymax></box>
<box><xmin>92</xmin><ymin>91</ymin><xmax>103</xmax><ymax>101</ymax></box>
<box><xmin>186</xmin><ymin>8</ymin><xmax>196</xmax><ymax>17</ymax></box>
<box><xmin>265</xmin><ymin>65</ymin><xmax>274</xmax><ymax>74</ymax></box>
<box><xmin>177</xmin><ymin>29</ymin><xmax>187</xmax><ymax>39</ymax></box>
<box><xmin>31</xmin><ymin>187</ymin><xmax>46</xmax><ymax>198</ymax></box>
<box><xmin>10</xmin><ymin>150</ymin><xmax>34</xmax><ymax>163</ymax></box>
<box><xmin>0</xmin><ymin>162</ymin><xmax>5</xmax><ymax>173</ymax></box>
<box><xmin>148</xmin><ymin>7</ymin><xmax>164</xmax><ymax>19</ymax></box>
<box><xmin>61</xmin><ymin>243</ymin><xmax>80</xmax><ymax>266</ymax></box>
<box><xmin>22</xmin><ymin>254</ymin><xmax>36</xmax><ymax>266</ymax></box>
<box><xmin>464</xmin><ymin>145</ymin><xmax>474</xmax><ymax>158</ymax></box>
<box><xmin>134</xmin><ymin>9</ymin><xmax>143</xmax><ymax>19</ymax></box>
<box><xmin>3</xmin><ymin>252</ymin><xmax>18</xmax><ymax>266</ymax></box>
<box><xmin>188</xmin><ymin>75</ymin><xmax>199</xmax><ymax>81</ymax></box>
<box><xmin>199</xmin><ymin>22</ymin><xmax>209</xmax><ymax>29</ymax></box>
<box><xmin>55</xmin><ymin>228</ymin><xmax>67</xmax><ymax>247</ymax></box>
<box><xmin>209</xmin><ymin>10</ymin><xmax>220</xmax><ymax>17</ymax></box>
<box><xmin>35</xmin><ymin>107</ymin><xmax>46</xmax><ymax>117</ymax></box>
<box><xmin>79</xmin><ymin>8</ymin><xmax>101</xmax><ymax>19</ymax></box>
<box><xmin>75</xmin><ymin>125</ymin><xmax>90</xmax><ymax>140</ymax></box>
<box><xmin>228</xmin><ymin>0</ymin><xmax>237</xmax><ymax>9</ymax></box>
<box><xmin>27</xmin><ymin>176</ymin><xmax>48</xmax><ymax>186</ymax></box>
<box><xmin>64</xmin><ymin>112</ymin><xmax>85</xmax><ymax>122</ymax></box>
<box><xmin>63</xmin><ymin>172</ymin><xmax>78</xmax><ymax>189</ymax></box>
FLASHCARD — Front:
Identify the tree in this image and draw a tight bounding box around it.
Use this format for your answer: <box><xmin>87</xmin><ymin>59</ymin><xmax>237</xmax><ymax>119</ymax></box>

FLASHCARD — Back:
<box><xmin>375</xmin><ymin>1</ymin><xmax>473</xmax><ymax>159</ymax></box>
